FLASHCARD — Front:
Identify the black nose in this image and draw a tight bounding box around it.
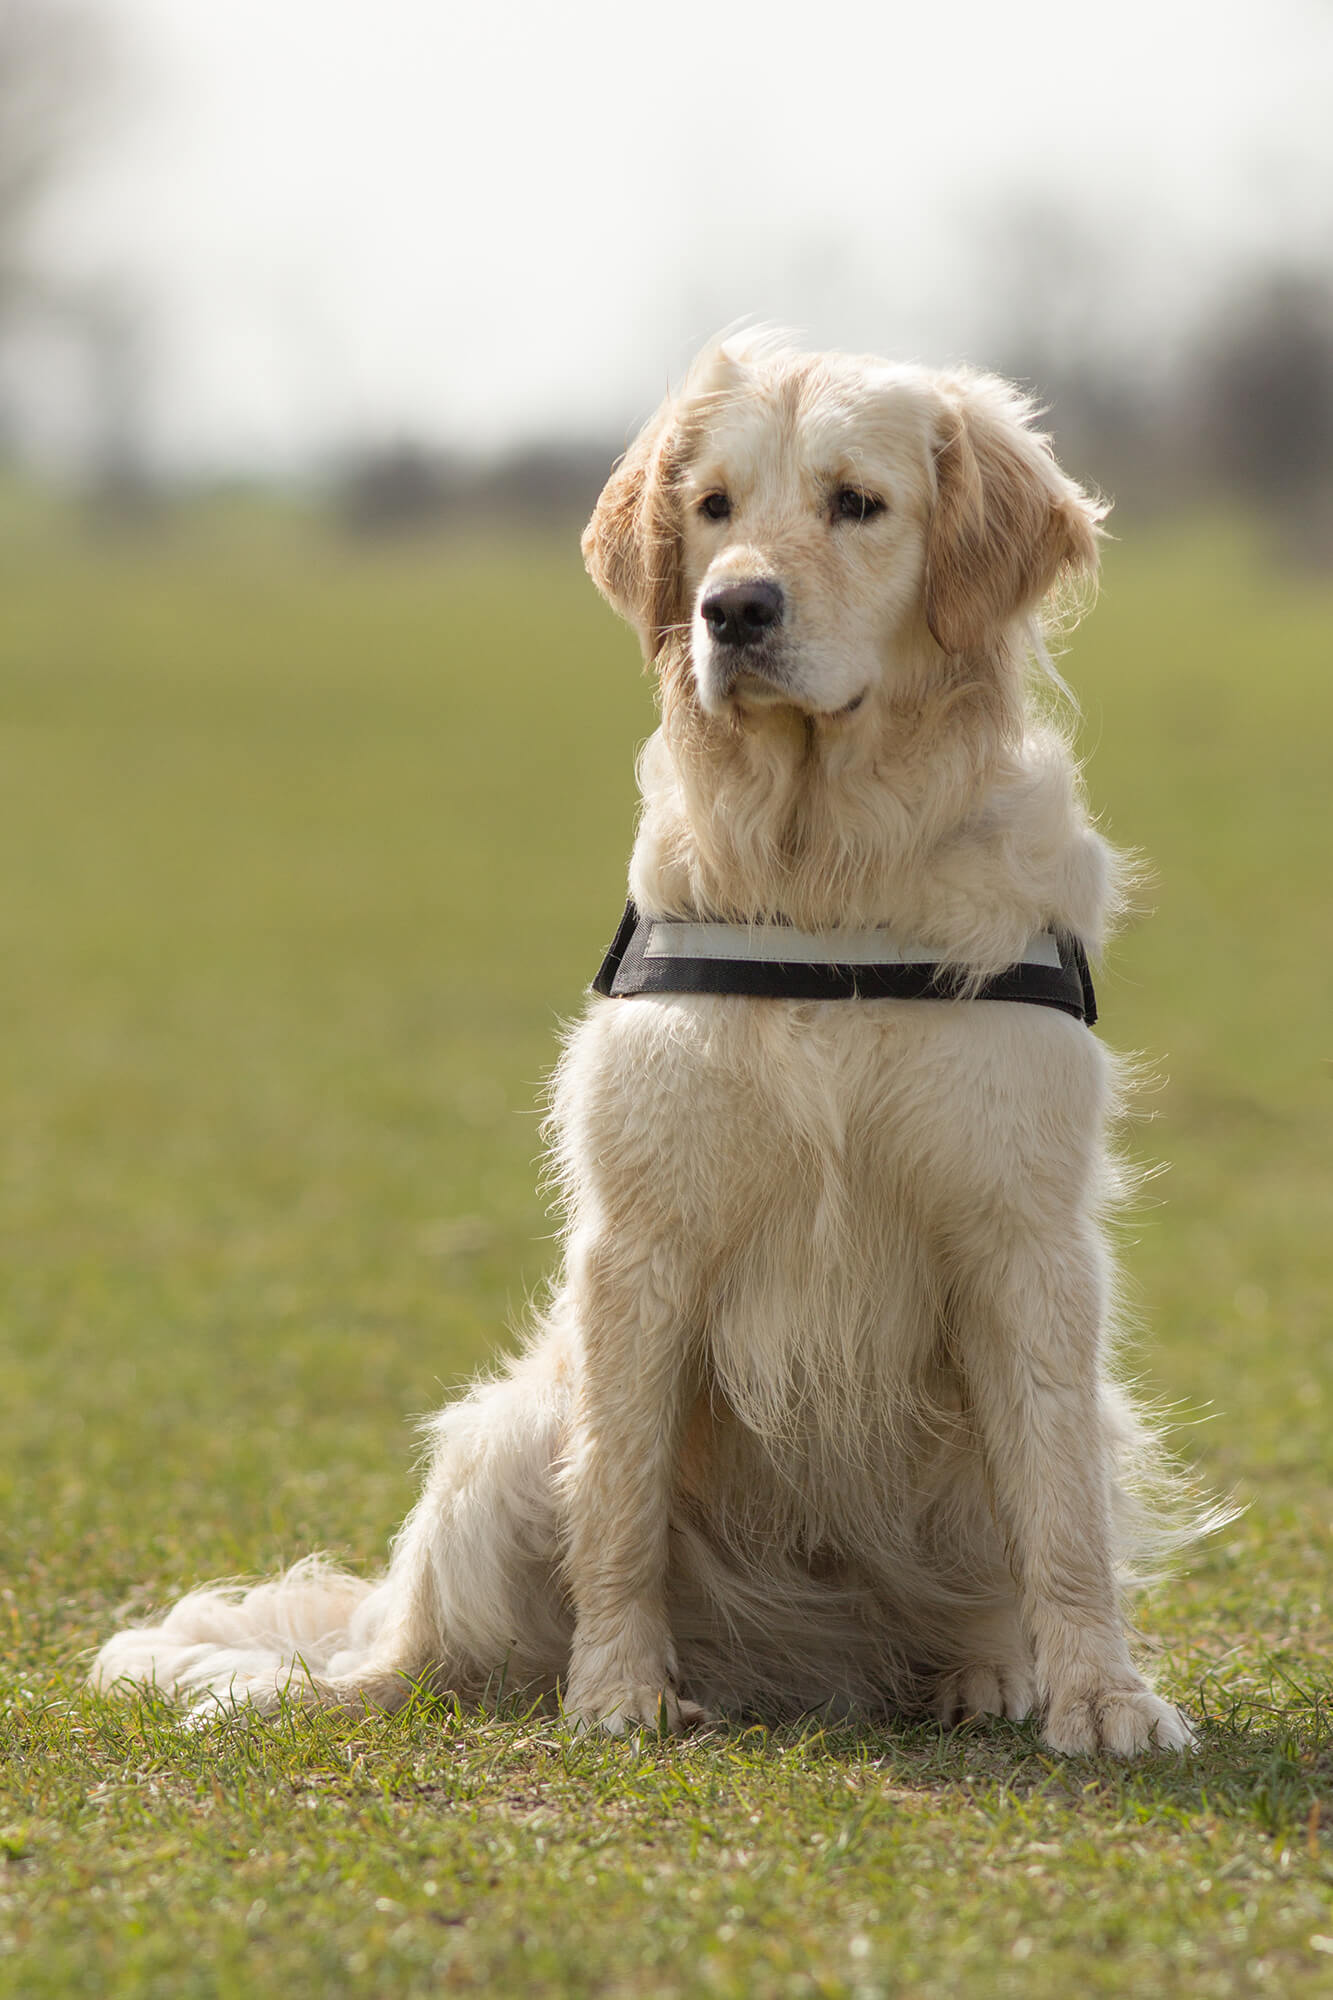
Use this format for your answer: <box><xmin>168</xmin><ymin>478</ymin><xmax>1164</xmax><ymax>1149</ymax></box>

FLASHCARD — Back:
<box><xmin>700</xmin><ymin>579</ymin><xmax>785</xmax><ymax>647</ymax></box>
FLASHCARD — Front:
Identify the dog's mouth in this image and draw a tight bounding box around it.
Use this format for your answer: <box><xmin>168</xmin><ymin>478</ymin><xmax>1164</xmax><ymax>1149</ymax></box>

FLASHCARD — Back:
<box><xmin>721</xmin><ymin>662</ymin><xmax>793</xmax><ymax>707</ymax></box>
<box><xmin>712</xmin><ymin>659</ymin><xmax>869</xmax><ymax>722</ymax></box>
<box><xmin>693</xmin><ymin>607</ymin><xmax>872</xmax><ymax>721</ymax></box>
<box><xmin>693</xmin><ymin>637</ymin><xmax>793</xmax><ymax>716</ymax></box>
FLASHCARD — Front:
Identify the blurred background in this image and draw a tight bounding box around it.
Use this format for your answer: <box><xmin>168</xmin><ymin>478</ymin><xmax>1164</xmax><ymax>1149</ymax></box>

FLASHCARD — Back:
<box><xmin>2</xmin><ymin>0</ymin><xmax>1332</xmax><ymax>538</ymax></box>
<box><xmin>0</xmin><ymin>0</ymin><xmax>1329</xmax><ymax>1614</ymax></box>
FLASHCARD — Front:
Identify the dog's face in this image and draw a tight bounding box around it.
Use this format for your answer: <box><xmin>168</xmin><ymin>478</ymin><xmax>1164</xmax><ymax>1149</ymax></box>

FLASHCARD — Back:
<box><xmin>584</xmin><ymin>335</ymin><xmax>1103</xmax><ymax>721</ymax></box>
<box><xmin>677</xmin><ymin>362</ymin><xmax>937</xmax><ymax>717</ymax></box>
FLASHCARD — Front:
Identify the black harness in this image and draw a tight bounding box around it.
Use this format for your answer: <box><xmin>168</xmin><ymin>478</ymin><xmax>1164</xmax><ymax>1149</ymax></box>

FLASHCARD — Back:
<box><xmin>592</xmin><ymin>899</ymin><xmax>1097</xmax><ymax>1025</ymax></box>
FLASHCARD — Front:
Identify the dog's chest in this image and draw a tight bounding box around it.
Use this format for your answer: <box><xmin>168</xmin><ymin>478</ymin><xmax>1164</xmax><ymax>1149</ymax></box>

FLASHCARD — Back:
<box><xmin>581</xmin><ymin>994</ymin><xmax>977</xmax><ymax>1228</ymax></box>
<box><xmin>569</xmin><ymin>988</ymin><xmax>1101</xmax><ymax>1292</ymax></box>
<box><xmin>564</xmin><ymin>992</ymin><xmax>1099</xmax><ymax>1500</ymax></box>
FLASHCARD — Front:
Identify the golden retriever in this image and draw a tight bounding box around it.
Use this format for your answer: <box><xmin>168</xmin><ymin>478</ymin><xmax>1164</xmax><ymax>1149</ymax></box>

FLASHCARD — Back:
<box><xmin>92</xmin><ymin>331</ymin><xmax>1200</xmax><ymax>1755</ymax></box>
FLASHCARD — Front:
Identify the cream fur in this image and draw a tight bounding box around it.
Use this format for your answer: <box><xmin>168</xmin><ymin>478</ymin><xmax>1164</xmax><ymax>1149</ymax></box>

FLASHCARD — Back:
<box><xmin>91</xmin><ymin>332</ymin><xmax>1205</xmax><ymax>1757</ymax></box>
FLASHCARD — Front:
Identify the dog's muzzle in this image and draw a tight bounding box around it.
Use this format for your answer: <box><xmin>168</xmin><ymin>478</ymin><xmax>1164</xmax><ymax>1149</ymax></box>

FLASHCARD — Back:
<box><xmin>700</xmin><ymin>579</ymin><xmax>785</xmax><ymax>648</ymax></box>
<box><xmin>697</xmin><ymin>579</ymin><xmax>790</xmax><ymax>704</ymax></box>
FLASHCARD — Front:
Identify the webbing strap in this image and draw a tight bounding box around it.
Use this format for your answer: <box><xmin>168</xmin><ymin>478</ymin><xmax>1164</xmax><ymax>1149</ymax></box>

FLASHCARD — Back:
<box><xmin>592</xmin><ymin>901</ymin><xmax>1097</xmax><ymax>1024</ymax></box>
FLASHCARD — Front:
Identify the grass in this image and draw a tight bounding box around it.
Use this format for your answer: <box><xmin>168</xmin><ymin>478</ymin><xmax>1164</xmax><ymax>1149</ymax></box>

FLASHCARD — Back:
<box><xmin>0</xmin><ymin>499</ymin><xmax>1330</xmax><ymax>1996</ymax></box>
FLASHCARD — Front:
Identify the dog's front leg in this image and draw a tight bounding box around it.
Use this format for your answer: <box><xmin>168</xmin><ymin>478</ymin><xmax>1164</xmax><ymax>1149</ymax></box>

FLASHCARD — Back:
<box><xmin>959</xmin><ymin>1229</ymin><xmax>1193</xmax><ymax>1756</ymax></box>
<box><xmin>559</xmin><ymin>1233</ymin><xmax>704</xmax><ymax>1736</ymax></box>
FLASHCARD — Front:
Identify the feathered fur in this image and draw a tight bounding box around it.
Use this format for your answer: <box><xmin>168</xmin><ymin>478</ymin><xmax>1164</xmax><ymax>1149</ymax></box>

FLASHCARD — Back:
<box><xmin>92</xmin><ymin>332</ymin><xmax>1208</xmax><ymax>1755</ymax></box>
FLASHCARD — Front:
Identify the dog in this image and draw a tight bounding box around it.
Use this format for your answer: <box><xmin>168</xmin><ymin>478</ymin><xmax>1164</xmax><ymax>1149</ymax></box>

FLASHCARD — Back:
<box><xmin>92</xmin><ymin>330</ymin><xmax>1200</xmax><ymax>1756</ymax></box>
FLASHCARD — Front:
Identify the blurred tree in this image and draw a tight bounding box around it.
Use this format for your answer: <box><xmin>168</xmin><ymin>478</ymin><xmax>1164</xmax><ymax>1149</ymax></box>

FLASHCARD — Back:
<box><xmin>334</xmin><ymin>441</ymin><xmax>462</xmax><ymax>536</ymax></box>
<box><xmin>1196</xmin><ymin>272</ymin><xmax>1333</xmax><ymax>511</ymax></box>
<box><xmin>332</xmin><ymin>437</ymin><xmax>617</xmax><ymax>538</ymax></box>
<box><xmin>964</xmin><ymin>197</ymin><xmax>1333</xmax><ymax>546</ymax></box>
<box><xmin>0</xmin><ymin>0</ymin><xmax>101</xmax><ymax>309</ymax></box>
<box><xmin>0</xmin><ymin>0</ymin><xmax>131</xmax><ymax>483</ymax></box>
<box><xmin>954</xmin><ymin>200</ymin><xmax>1187</xmax><ymax>511</ymax></box>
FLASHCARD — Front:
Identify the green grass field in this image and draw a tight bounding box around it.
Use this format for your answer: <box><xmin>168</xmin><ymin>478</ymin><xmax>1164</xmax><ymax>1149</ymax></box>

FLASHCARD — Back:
<box><xmin>1</xmin><ymin>498</ymin><xmax>1330</xmax><ymax>1996</ymax></box>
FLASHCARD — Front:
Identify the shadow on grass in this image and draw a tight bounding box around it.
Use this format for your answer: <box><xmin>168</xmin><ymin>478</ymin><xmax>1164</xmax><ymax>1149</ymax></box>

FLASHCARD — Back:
<box><xmin>22</xmin><ymin>1659</ymin><xmax>1327</xmax><ymax>1846</ymax></box>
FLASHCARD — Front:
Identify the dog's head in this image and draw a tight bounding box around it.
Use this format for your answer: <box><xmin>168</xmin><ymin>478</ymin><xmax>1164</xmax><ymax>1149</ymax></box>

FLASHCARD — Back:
<box><xmin>583</xmin><ymin>332</ymin><xmax>1104</xmax><ymax>720</ymax></box>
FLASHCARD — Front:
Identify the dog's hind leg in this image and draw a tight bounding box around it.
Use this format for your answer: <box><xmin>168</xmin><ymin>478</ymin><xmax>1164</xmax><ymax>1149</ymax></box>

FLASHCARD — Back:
<box><xmin>327</xmin><ymin>1340</ymin><xmax>577</xmax><ymax>1712</ymax></box>
<box><xmin>929</xmin><ymin>1606</ymin><xmax>1039</xmax><ymax>1729</ymax></box>
<box><xmin>90</xmin><ymin>1339</ymin><xmax>576</xmax><ymax>1719</ymax></box>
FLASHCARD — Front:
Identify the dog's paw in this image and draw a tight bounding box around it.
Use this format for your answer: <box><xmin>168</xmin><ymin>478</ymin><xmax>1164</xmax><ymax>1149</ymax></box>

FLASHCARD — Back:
<box><xmin>1043</xmin><ymin>1683</ymin><xmax>1195</xmax><ymax>1757</ymax></box>
<box><xmin>933</xmin><ymin>1663</ymin><xmax>1036</xmax><ymax>1728</ymax></box>
<box><xmin>564</xmin><ymin>1681</ymin><xmax>711</xmax><ymax>1737</ymax></box>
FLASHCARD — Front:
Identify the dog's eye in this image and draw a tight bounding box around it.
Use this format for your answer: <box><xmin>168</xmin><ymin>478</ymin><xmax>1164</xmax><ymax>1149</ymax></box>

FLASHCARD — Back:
<box><xmin>832</xmin><ymin>488</ymin><xmax>885</xmax><ymax>523</ymax></box>
<box><xmin>698</xmin><ymin>492</ymin><xmax>731</xmax><ymax>522</ymax></box>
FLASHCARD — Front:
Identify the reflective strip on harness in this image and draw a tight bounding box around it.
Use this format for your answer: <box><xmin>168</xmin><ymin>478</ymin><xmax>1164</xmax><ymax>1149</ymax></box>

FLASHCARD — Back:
<box><xmin>591</xmin><ymin>900</ymin><xmax>1098</xmax><ymax>1024</ymax></box>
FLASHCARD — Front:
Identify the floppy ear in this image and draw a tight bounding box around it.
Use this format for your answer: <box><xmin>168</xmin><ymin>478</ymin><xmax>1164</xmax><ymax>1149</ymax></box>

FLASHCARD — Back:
<box><xmin>581</xmin><ymin>398</ymin><xmax>683</xmax><ymax>658</ymax></box>
<box><xmin>924</xmin><ymin>375</ymin><xmax>1104</xmax><ymax>656</ymax></box>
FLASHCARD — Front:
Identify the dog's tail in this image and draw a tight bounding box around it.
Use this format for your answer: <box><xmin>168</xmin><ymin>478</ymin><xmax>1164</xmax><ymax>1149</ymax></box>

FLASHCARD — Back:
<box><xmin>86</xmin><ymin>1554</ymin><xmax>414</xmax><ymax>1716</ymax></box>
<box><xmin>87</xmin><ymin>1352</ymin><xmax>573</xmax><ymax>1717</ymax></box>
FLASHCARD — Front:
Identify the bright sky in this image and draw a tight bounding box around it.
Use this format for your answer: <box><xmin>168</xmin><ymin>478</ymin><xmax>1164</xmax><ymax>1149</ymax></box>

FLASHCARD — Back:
<box><xmin>35</xmin><ymin>0</ymin><xmax>1333</xmax><ymax>471</ymax></box>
